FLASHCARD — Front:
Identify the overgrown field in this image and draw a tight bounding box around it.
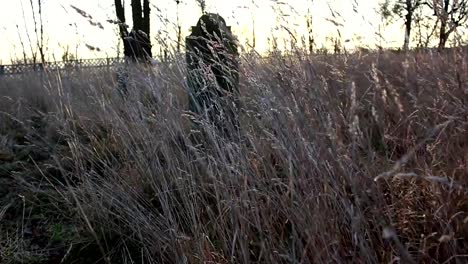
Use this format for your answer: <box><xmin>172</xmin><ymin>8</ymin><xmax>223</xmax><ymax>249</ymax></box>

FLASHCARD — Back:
<box><xmin>0</xmin><ymin>49</ymin><xmax>467</xmax><ymax>263</ymax></box>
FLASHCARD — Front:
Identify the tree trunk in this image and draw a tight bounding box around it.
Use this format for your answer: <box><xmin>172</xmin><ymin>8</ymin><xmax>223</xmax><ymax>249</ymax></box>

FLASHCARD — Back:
<box><xmin>132</xmin><ymin>0</ymin><xmax>142</xmax><ymax>31</ymax></box>
<box><xmin>114</xmin><ymin>0</ymin><xmax>128</xmax><ymax>43</ymax></box>
<box><xmin>115</xmin><ymin>0</ymin><xmax>126</xmax><ymax>33</ymax></box>
<box><xmin>115</xmin><ymin>0</ymin><xmax>152</xmax><ymax>61</ymax></box>
<box><xmin>403</xmin><ymin>0</ymin><xmax>413</xmax><ymax>51</ymax></box>
<box><xmin>142</xmin><ymin>0</ymin><xmax>150</xmax><ymax>36</ymax></box>
<box><xmin>437</xmin><ymin>0</ymin><xmax>450</xmax><ymax>50</ymax></box>
<box><xmin>438</xmin><ymin>19</ymin><xmax>448</xmax><ymax>50</ymax></box>
<box><xmin>115</xmin><ymin>0</ymin><xmax>131</xmax><ymax>58</ymax></box>
<box><xmin>403</xmin><ymin>14</ymin><xmax>411</xmax><ymax>51</ymax></box>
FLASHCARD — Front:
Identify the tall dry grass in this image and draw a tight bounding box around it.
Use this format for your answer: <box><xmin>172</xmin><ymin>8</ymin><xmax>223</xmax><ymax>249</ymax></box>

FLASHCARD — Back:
<box><xmin>0</xmin><ymin>48</ymin><xmax>467</xmax><ymax>263</ymax></box>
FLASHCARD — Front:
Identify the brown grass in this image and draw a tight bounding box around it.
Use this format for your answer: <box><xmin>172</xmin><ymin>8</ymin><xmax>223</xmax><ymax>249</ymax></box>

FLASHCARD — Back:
<box><xmin>0</xmin><ymin>48</ymin><xmax>467</xmax><ymax>263</ymax></box>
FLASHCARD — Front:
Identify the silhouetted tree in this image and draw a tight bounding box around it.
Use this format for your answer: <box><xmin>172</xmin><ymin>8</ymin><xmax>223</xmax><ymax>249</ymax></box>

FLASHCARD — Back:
<box><xmin>380</xmin><ymin>0</ymin><xmax>425</xmax><ymax>50</ymax></box>
<box><xmin>428</xmin><ymin>0</ymin><xmax>468</xmax><ymax>49</ymax></box>
<box><xmin>114</xmin><ymin>0</ymin><xmax>152</xmax><ymax>62</ymax></box>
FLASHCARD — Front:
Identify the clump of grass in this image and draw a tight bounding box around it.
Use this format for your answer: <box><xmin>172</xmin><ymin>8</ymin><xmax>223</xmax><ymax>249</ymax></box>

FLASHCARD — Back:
<box><xmin>0</xmin><ymin>47</ymin><xmax>467</xmax><ymax>263</ymax></box>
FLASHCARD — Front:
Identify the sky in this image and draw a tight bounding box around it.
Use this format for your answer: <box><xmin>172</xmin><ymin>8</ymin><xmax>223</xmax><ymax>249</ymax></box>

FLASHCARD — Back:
<box><xmin>0</xmin><ymin>0</ymin><xmax>420</xmax><ymax>64</ymax></box>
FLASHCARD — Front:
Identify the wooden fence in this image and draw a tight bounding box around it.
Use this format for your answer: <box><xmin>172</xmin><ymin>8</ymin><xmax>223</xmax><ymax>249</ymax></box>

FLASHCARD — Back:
<box><xmin>0</xmin><ymin>57</ymin><xmax>126</xmax><ymax>76</ymax></box>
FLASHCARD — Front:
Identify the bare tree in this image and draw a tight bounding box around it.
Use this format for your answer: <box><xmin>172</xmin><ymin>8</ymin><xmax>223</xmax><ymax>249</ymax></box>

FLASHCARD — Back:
<box><xmin>114</xmin><ymin>0</ymin><xmax>152</xmax><ymax>61</ymax></box>
<box><xmin>428</xmin><ymin>0</ymin><xmax>468</xmax><ymax>49</ymax></box>
<box><xmin>380</xmin><ymin>0</ymin><xmax>425</xmax><ymax>50</ymax></box>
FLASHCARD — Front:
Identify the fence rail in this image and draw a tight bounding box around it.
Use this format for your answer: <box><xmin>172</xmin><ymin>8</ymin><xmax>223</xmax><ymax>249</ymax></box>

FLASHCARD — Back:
<box><xmin>0</xmin><ymin>57</ymin><xmax>126</xmax><ymax>76</ymax></box>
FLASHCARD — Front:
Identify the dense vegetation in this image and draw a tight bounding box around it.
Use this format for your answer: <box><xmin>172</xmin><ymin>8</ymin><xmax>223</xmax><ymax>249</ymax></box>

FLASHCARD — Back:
<box><xmin>0</xmin><ymin>48</ymin><xmax>467</xmax><ymax>263</ymax></box>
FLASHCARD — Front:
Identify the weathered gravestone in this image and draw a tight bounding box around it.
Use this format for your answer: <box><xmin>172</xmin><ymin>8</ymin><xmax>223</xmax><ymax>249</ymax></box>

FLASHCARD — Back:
<box><xmin>185</xmin><ymin>13</ymin><xmax>240</xmax><ymax>140</ymax></box>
